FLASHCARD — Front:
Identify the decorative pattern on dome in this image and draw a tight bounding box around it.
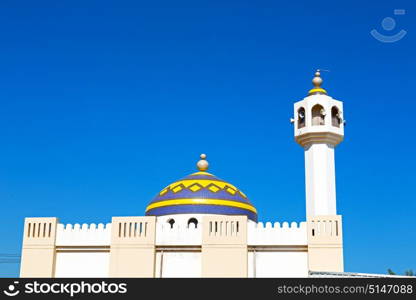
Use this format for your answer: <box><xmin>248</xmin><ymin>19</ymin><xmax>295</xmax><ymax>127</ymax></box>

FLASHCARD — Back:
<box><xmin>157</xmin><ymin>172</ymin><xmax>248</xmax><ymax>199</ymax></box>
<box><xmin>145</xmin><ymin>154</ymin><xmax>257</xmax><ymax>221</ymax></box>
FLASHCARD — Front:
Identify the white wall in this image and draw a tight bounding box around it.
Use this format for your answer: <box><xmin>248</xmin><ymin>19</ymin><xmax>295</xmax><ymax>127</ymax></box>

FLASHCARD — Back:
<box><xmin>53</xmin><ymin>219</ymin><xmax>309</xmax><ymax>277</ymax></box>
<box><xmin>155</xmin><ymin>252</ymin><xmax>201</xmax><ymax>278</ymax></box>
<box><xmin>55</xmin><ymin>252</ymin><xmax>109</xmax><ymax>277</ymax></box>
<box><xmin>156</xmin><ymin>223</ymin><xmax>201</xmax><ymax>246</ymax></box>
<box><xmin>55</xmin><ymin>250</ymin><xmax>307</xmax><ymax>278</ymax></box>
<box><xmin>248</xmin><ymin>251</ymin><xmax>308</xmax><ymax>277</ymax></box>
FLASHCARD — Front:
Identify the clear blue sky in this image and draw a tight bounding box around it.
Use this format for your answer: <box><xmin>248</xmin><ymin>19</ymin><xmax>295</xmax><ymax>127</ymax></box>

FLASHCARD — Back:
<box><xmin>0</xmin><ymin>0</ymin><xmax>414</xmax><ymax>277</ymax></box>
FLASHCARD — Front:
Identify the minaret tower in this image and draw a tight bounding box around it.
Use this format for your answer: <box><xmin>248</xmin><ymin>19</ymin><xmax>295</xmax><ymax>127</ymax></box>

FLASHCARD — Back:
<box><xmin>293</xmin><ymin>70</ymin><xmax>344</xmax><ymax>217</ymax></box>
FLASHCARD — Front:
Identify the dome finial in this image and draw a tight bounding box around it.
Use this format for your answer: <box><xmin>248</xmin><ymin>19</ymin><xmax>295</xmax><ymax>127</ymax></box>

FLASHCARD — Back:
<box><xmin>197</xmin><ymin>153</ymin><xmax>209</xmax><ymax>171</ymax></box>
<box><xmin>308</xmin><ymin>69</ymin><xmax>328</xmax><ymax>95</ymax></box>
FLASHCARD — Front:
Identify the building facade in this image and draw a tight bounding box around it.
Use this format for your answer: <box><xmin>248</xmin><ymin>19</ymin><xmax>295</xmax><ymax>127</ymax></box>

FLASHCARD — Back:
<box><xmin>20</xmin><ymin>71</ymin><xmax>345</xmax><ymax>278</ymax></box>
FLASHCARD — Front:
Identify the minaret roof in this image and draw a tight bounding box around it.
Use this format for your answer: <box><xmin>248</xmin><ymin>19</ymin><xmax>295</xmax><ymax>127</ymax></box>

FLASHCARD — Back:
<box><xmin>308</xmin><ymin>69</ymin><xmax>328</xmax><ymax>96</ymax></box>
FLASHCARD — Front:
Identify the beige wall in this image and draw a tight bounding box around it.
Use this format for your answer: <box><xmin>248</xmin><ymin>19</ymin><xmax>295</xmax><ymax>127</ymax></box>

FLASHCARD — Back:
<box><xmin>20</xmin><ymin>217</ymin><xmax>58</xmax><ymax>277</ymax></box>
<box><xmin>20</xmin><ymin>215</ymin><xmax>339</xmax><ymax>278</ymax></box>
<box><xmin>307</xmin><ymin>215</ymin><xmax>344</xmax><ymax>272</ymax></box>
<box><xmin>201</xmin><ymin>216</ymin><xmax>248</xmax><ymax>277</ymax></box>
<box><xmin>109</xmin><ymin>216</ymin><xmax>156</xmax><ymax>277</ymax></box>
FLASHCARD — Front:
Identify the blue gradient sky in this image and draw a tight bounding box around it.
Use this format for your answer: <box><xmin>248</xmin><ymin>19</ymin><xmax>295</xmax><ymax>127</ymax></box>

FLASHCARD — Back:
<box><xmin>0</xmin><ymin>0</ymin><xmax>415</xmax><ymax>277</ymax></box>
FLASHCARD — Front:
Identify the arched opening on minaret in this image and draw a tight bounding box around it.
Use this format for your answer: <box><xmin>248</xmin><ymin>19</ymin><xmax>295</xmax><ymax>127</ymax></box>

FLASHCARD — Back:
<box><xmin>312</xmin><ymin>104</ymin><xmax>325</xmax><ymax>126</ymax></box>
<box><xmin>297</xmin><ymin>107</ymin><xmax>305</xmax><ymax>128</ymax></box>
<box><xmin>331</xmin><ymin>106</ymin><xmax>341</xmax><ymax>128</ymax></box>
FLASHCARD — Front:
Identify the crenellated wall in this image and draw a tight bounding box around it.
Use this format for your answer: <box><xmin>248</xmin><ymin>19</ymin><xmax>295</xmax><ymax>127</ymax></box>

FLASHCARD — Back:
<box><xmin>248</xmin><ymin>221</ymin><xmax>307</xmax><ymax>245</ymax></box>
<box><xmin>53</xmin><ymin>220</ymin><xmax>308</xmax><ymax>247</ymax></box>
<box><xmin>22</xmin><ymin>215</ymin><xmax>335</xmax><ymax>278</ymax></box>
<box><xmin>246</xmin><ymin>221</ymin><xmax>308</xmax><ymax>277</ymax></box>
<box><xmin>56</xmin><ymin>223</ymin><xmax>111</xmax><ymax>246</ymax></box>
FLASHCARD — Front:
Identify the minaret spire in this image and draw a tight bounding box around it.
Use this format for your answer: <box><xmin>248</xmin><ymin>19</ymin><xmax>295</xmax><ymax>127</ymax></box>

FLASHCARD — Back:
<box><xmin>308</xmin><ymin>69</ymin><xmax>328</xmax><ymax>96</ymax></box>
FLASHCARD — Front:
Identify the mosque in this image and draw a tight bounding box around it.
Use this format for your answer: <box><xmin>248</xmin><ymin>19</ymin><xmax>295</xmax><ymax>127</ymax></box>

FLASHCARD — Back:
<box><xmin>20</xmin><ymin>71</ymin><xmax>346</xmax><ymax>278</ymax></box>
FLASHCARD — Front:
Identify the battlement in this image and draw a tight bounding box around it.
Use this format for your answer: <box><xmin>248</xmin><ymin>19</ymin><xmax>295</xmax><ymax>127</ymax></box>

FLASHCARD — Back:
<box><xmin>50</xmin><ymin>219</ymin><xmax>308</xmax><ymax>247</ymax></box>
<box><xmin>248</xmin><ymin>221</ymin><xmax>307</xmax><ymax>245</ymax></box>
<box><xmin>56</xmin><ymin>223</ymin><xmax>111</xmax><ymax>246</ymax></box>
<box><xmin>21</xmin><ymin>216</ymin><xmax>317</xmax><ymax>278</ymax></box>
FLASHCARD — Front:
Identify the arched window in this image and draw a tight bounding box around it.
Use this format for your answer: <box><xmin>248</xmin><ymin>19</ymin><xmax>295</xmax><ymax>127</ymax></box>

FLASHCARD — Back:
<box><xmin>297</xmin><ymin>107</ymin><xmax>305</xmax><ymax>129</ymax></box>
<box><xmin>312</xmin><ymin>104</ymin><xmax>325</xmax><ymax>126</ymax></box>
<box><xmin>187</xmin><ymin>218</ymin><xmax>198</xmax><ymax>229</ymax></box>
<box><xmin>167</xmin><ymin>218</ymin><xmax>175</xmax><ymax>229</ymax></box>
<box><xmin>331</xmin><ymin>106</ymin><xmax>341</xmax><ymax>127</ymax></box>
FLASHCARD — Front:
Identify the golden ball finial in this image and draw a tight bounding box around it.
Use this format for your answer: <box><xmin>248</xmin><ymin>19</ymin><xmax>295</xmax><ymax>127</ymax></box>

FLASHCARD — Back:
<box><xmin>197</xmin><ymin>153</ymin><xmax>209</xmax><ymax>171</ymax></box>
<box><xmin>312</xmin><ymin>69</ymin><xmax>323</xmax><ymax>88</ymax></box>
<box><xmin>308</xmin><ymin>69</ymin><xmax>327</xmax><ymax>95</ymax></box>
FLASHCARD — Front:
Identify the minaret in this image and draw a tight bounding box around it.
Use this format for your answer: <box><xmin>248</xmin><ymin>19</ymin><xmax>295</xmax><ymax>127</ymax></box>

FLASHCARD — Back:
<box><xmin>293</xmin><ymin>70</ymin><xmax>344</xmax><ymax>217</ymax></box>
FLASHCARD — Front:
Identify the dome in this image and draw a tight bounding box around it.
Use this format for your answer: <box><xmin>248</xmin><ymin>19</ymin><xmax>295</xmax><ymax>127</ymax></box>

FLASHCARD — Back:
<box><xmin>145</xmin><ymin>155</ymin><xmax>257</xmax><ymax>221</ymax></box>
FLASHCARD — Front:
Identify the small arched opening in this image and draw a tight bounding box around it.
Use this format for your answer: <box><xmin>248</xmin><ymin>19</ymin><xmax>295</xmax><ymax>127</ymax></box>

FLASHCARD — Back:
<box><xmin>297</xmin><ymin>107</ymin><xmax>306</xmax><ymax>129</ymax></box>
<box><xmin>187</xmin><ymin>218</ymin><xmax>198</xmax><ymax>229</ymax></box>
<box><xmin>312</xmin><ymin>104</ymin><xmax>325</xmax><ymax>126</ymax></box>
<box><xmin>167</xmin><ymin>218</ymin><xmax>175</xmax><ymax>229</ymax></box>
<box><xmin>331</xmin><ymin>106</ymin><xmax>341</xmax><ymax>127</ymax></box>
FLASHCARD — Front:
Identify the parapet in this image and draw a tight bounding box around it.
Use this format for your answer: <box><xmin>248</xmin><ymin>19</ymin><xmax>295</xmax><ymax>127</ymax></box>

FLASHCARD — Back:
<box><xmin>29</xmin><ymin>217</ymin><xmax>310</xmax><ymax>248</ymax></box>
<box><xmin>111</xmin><ymin>216</ymin><xmax>156</xmax><ymax>246</ymax></box>
<box><xmin>55</xmin><ymin>223</ymin><xmax>111</xmax><ymax>246</ymax></box>
<box><xmin>22</xmin><ymin>217</ymin><xmax>58</xmax><ymax>247</ymax></box>
<box><xmin>248</xmin><ymin>221</ymin><xmax>307</xmax><ymax>245</ymax></box>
